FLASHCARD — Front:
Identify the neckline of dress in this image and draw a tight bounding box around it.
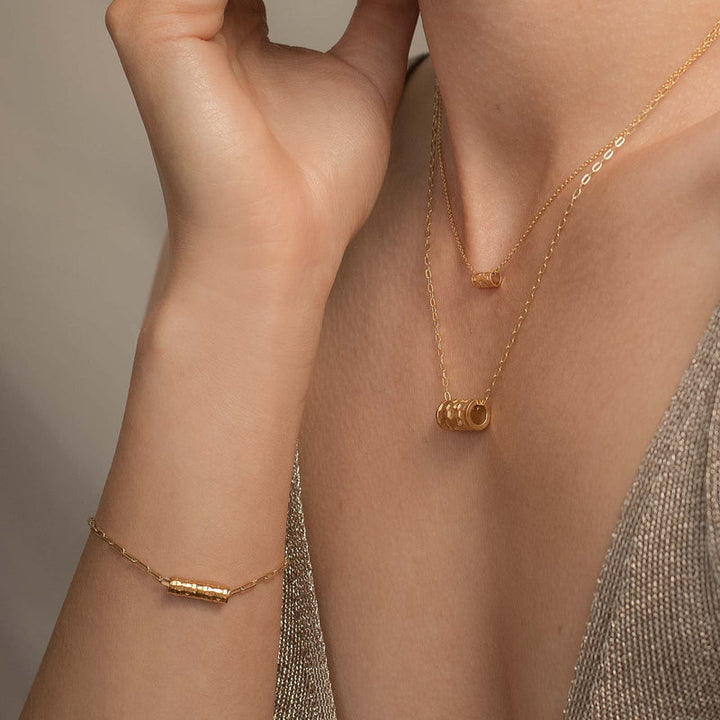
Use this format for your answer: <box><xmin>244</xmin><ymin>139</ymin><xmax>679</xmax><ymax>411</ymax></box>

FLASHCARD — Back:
<box><xmin>562</xmin><ymin>294</ymin><xmax>720</xmax><ymax>715</ymax></box>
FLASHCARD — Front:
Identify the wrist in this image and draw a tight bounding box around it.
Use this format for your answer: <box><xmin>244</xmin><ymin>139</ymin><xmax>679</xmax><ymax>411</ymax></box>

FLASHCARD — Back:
<box><xmin>143</xmin><ymin>247</ymin><xmax>335</xmax><ymax>359</ymax></box>
<box><xmin>138</xmin><ymin>287</ymin><xmax>326</xmax><ymax>386</ymax></box>
<box><xmin>164</xmin><ymin>225</ymin><xmax>343</xmax><ymax>307</ymax></box>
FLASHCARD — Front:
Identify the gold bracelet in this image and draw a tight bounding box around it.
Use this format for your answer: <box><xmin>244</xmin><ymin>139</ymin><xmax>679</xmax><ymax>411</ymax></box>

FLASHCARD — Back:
<box><xmin>87</xmin><ymin>516</ymin><xmax>289</xmax><ymax>604</ymax></box>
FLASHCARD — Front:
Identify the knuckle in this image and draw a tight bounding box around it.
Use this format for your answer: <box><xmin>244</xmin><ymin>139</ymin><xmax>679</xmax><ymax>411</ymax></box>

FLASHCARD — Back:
<box><xmin>104</xmin><ymin>1</ymin><xmax>126</xmax><ymax>38</ymax></box>
<box><xmin>104</xmin><ymin>0</ymin><xmax>153</xmax><ymax>46</ymax></box>
<box><xmin>104</xmin><ymin>0</ymin><xmax>141</xmax><ymax>46</ymax></box>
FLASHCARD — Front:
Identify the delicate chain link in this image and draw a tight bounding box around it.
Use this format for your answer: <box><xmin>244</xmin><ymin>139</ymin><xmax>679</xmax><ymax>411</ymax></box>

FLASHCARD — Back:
<box><xmin>481</xmin><ymin>136</ymin><xmax>625</xmax><ymax>403</ymax></box>
<box><xmin>424</xmin><ymin>19</ymin><xmax>720</xmax><ymax>406</ymax></box>
<box><xmin>87</xmin><ymin>516</ymin><xmax>168</xmax><ymax>584</ymax></box>
<box><xmin>437</xmin><ymin>19</ymin><xmax>720</xmax><ymax>279</ymax></box>
<box><xmin>228</xmin><ymin>561</ymin><xmax>289</xmax><ymax>597</ymax></box>
<box><xmin>423</xmin><ymin>93</ymin><xmax>452</xmax><ymax>402</ymax></box>
<box><xmin>87</xmin><ymin>516</ymin><xmax>289</xmax><ymax>597</ymax></box>
<box><xmin>437</xmin><ymin>134</ymin><xmax>475</xmax><ymax>275</ymax></box>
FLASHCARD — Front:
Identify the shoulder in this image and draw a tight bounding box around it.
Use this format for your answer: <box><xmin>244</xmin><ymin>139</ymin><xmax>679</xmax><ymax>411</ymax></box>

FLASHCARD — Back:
<box><xmin>405</xmin><ymin>51</ymin><xmax>430</xmax><ymax>84</ymax></box>
<box><xmin>696</xmin><ymin>111</ymin><xmax>720</xmax><ymax>216</ymax></box>
<box><xmin>398</xmin><ymin>50</ymin><xmax>433</xmax><ymax>137</ymax></box>
<box><xmin>385</xmin><ymin>52</ymin><xmax>435</xmax><ymax>189</ymax></box>
<box><xmin>658</xmin><ymin>108</ymin><xmax>720</xmax><ymax>238</ymax></box>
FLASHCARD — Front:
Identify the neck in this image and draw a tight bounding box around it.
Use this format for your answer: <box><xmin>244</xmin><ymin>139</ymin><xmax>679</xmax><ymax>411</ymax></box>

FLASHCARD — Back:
<box><xmin>419</xmin><ymin>1</ymin><xmax>720</xmax><ymax>266</ymax></box>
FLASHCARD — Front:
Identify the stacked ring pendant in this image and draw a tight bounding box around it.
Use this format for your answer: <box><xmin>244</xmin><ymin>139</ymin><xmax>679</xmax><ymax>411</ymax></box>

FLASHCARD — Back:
<box><xmin>424</xmin><ymin>19</ymin><xmax>720</xmax><ymax>432</ymax></box>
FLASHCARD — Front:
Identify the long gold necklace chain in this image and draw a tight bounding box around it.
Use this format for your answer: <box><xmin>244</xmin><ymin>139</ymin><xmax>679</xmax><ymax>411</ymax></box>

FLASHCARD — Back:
<box><xmin>436</xmin><ymin>19</ymin><xmax>720</xmax><ymax>290</ymax></box>
<box><xmin>425</xmin><ymin>19</ymin><xmax>720</xmax><ymax>432</ymax></box>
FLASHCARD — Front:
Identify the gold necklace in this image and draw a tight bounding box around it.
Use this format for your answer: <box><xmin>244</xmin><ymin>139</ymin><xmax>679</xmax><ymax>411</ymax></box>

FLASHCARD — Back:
<box><xmin>425</xmin><ymin>19</ymin><xmax>720</xmax><ymax>432</ymax></box>
<box><xmin>436</xmin><ymin>20</ymin><xmax>720</xmax><ymax>291</ymax></box>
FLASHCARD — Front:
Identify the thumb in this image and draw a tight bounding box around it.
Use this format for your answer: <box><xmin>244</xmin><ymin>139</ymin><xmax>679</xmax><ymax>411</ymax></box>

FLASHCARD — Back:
<box><xmin>328</xmin><ymin>0</ymin><xmax>420</xmax><ymax>120</ymax></box>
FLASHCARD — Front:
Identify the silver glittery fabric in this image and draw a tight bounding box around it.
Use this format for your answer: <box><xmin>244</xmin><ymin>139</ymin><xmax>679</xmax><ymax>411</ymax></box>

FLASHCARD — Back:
<box><xmin>274</xmin><ymin>301</ymin><xmax>720</xmax><ymax>718</ymax></box>
<box><xmin>274</xmin><ymin>444</ymin><xmax>337</xmax><ymax>720</ymax></box>
<box><xmin>563</xmin><ymin>299</ymin><xmax>720</xmax><ymax>718</ymax></box>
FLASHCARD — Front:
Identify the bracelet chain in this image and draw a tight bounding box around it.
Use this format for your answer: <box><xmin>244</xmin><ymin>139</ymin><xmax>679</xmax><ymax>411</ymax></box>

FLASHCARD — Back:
<box><xmin>87</xmin><ymin>516</ymin><xmax>289</xmax><ymax>599</ymax></box>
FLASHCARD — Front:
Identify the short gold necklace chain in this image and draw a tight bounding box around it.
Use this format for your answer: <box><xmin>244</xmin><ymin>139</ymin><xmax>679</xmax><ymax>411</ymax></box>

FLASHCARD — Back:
<box><xmin>437</xmin><ymin>19</ymin><xmax>720</xmax><ymax>290</ymax></box>
<box><xmin>425</xmin><ymin>19</ymin><xmax>720</xmax><ymax>432</ymax></box>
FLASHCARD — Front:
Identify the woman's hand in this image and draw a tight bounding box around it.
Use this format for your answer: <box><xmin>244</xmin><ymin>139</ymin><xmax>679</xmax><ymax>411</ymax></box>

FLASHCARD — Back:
<box><xmin>105</xmin><ymin>0</ymin><xmax>419</xmax><ymax>282</ymax></box>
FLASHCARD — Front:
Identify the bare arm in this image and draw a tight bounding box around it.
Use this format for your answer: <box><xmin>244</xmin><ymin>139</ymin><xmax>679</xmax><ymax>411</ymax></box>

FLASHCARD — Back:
<box><xmin>145</xmin><ymin>234</ymin><xmax>170</xmax><ymax>315</ymax></box>
<box><xmin>20</xmin><ymin>0</ymin><xmax>418</xmax><ymax>717</ymax></box>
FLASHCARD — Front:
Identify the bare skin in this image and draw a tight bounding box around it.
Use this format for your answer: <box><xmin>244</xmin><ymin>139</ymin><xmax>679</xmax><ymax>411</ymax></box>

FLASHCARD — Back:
<box><xmin>21</xmin><ymin>0</ymin><xmax>720</xmax><ymax>718</ymax></box>
<box><xmin>20</xmin><ymin>0</ymin><xmax>419</xmax><ymax>717</ymax></box>
<box><xmin>297</xmin><ymin>10</ymin><xmax>720</xmax><ymax>720</ymax></box>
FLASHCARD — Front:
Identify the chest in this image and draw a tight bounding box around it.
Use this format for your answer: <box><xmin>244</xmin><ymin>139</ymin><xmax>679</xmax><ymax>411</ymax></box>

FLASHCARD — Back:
<box><xmin>297</xmin><ymin>136</ymin><xmax>720</xmax><ymax>719</ymax></box>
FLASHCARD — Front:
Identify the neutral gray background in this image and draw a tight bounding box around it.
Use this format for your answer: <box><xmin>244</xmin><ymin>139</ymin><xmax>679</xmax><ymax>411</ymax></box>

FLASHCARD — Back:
<box><xmin>0</xmin><ymin>3</ymin><xmax>427</xmax><ymax>716</ymax></box>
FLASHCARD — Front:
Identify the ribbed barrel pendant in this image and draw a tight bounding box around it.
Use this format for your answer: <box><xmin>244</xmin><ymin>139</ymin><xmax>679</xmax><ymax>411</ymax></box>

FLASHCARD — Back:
<box><xmin>167</xmin><ymin>578</ymin><xmax>231</xmax><ymax>603</ymax></box>
<box><xmin>471</xmin><ymin>271</ymin><xmax>503</xmax><ymax>288</ymax></box>
<box><xmin>436</xmin><ymin>398</ymin><xmax>491</xmax><ymax>431</ymax></box>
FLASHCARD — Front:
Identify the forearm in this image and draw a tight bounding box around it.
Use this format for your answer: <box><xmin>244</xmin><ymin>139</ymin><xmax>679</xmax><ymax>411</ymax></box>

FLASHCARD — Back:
<box><xmin>21</xmin><ymin>254</ymin><xmax>333</xmax><ymax>718</ymax></box>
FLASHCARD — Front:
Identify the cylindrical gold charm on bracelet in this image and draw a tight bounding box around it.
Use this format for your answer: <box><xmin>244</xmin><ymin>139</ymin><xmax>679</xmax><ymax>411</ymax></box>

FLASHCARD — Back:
<box><xmin>436</xmin><ymin>398</ymin><xmax>490</xmax><ymax>431</ymax></box>
<box><xmin>167</xmin><ymin>578</ymin><xmax>231</xmax><ymax>603</ymax></box>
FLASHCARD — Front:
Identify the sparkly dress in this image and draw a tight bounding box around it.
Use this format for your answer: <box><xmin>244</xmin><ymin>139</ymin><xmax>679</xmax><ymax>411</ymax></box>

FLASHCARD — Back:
<box><xmin>274</xmin><ymin>54</ymin><xmax>720</xmax><ymax>719</ymax></box>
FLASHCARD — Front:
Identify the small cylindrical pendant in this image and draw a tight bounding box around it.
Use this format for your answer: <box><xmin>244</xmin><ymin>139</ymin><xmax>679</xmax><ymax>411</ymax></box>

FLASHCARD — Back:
<box><xmin>471</xmin><ymin>271</ymin><xmax>503</xmax><ymax>288</ymax></box>
<box><xmin>167</xmin><ymin>578</ymin><xmax>231</xmax><ymax>603</ymax></box>
<box><xmin>436</xmin><ymin>398</ymin><xmax>490</xmax><ymax>431</ymax></box>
